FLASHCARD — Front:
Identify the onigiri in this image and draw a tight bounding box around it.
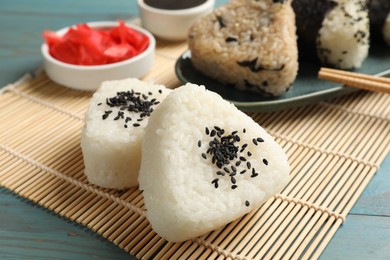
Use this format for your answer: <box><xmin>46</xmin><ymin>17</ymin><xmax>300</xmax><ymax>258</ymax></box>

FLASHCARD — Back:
<box><xmin>293</xmin><ymin>0</ymin><xmax>370</xmax><ymax>69</ymax></box>
<box><xmin>188</xmin><ymin>0</ymin><xmax>298</xmax><ymax>96</ymax></box>
<box><xmin>368</xmin><ymin>0</ymin><xmax>390</xmax><ymax>45</ymax></box>
<box><xmin>81</xmin><ymin>78</ymin><xmax>171</xmax><ymax>189</ymax></box>
<box><xmin>139</xmin><ymin>83</ymin><xmax>290</xmax><ymax>242</ymax></box>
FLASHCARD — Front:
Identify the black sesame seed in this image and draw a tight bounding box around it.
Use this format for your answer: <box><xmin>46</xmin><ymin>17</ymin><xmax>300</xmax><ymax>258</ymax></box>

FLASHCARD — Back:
<box><xmin>243</xmin><ymin>128</ymin><xmax>246</xmax><ymax>133</ymax></box>
<box><xmin>247</xmin><ymin>161</ymin><xmax>251</xmax><ymax>169</ymax></box>
<box><xmin>216</xmin><ymin>15</ymin><xmax>225</xmax><ymax>28</ymax></box>
<box><xmin>235</xmin><ymin>161</ymin><xmax>241</xmax><ymax>167</ymax></box>
<box><xmin>231</xmin><ymin>176</ymin><xmax>236</xmax><ymax>184</ymax></box>
<box><xmin>137</xmin><ymin>118</ymin><xmax>143</xmax><ymax>122</ymax></box>
<box><xmin>251</xmin><ymin>169</ymin><xmax>258</xmax><ymax>178</ymax></box>
<box><xmin>223</xmin><ymin>167</ymin><xmax>230</xmax><ymax>173</ymax></box>
<box><xmin>210</xmin><ymin>129</ymin><xmax>216</xmax><ymax>137</ymax></box>
<box><xmin>231</xmin><ymin>165</ymin><xmax>237</xmax><ymax>172</ymax></box>
<box><xmin>257</xmin><ymin>137</ymin><xmax>264</xmax><ymax>143</ymax></box>
<box><xmin>102</xmin><ymin>110</ymin><xmax>112</xmax><ymax>120</ymax></box>
<box><xmin>124</xmin><ymin>124</ymin><xmax>128</xmax><ymax>128</ymax></box>
<box><xmin>216</xmin><ymin>171</ymin><xmax>225</xmax><ymax>176</ymax></box>
<box><xmin>240</xmin><ymin>169</ymin><xmax>246</xmax><ymax>174</ymax></box>
<box><xmin>263</xmin><ymin>159</ymin><xmax>269</xmax><ymax>166</ymax></box>
<box><xmin>214</xmin><ymin>126</ymin><xmax>221</xmax><ymax>131</ymax></box>
<box><xmin>202</xmin><ymin>153</ymin><xmax>207</xmax><ymax>159</ymax></box>
<box><xmin>240</xmin><ymin>144</ymin><xmax>248</xmax><ymax>153</ymax></box>
<box><xmin>229</xmin><ymin>172</ymin><xmax>236</xmax><ymax>177</ymax></box>
<box><xmin>231</xmin><ymin>185</ymin><xmax>238</xmax><ymax>190</ymax></box>
<box><xmin>158</xmin><ymin>89</ymin><xmax>162</xmax><ymax>94</ymax></box>
<box><xmin>133</xmin><ymin>123</ymin><xmax>140</xmax><ymax>127</ymax></box>
<box><xmin>247</xmin><ymin>151</ymin><xmax>252</xmax><ymax>157</ymax></box>
<box><xmin>212</xmin><ymin>178</ymin><xmax>219</xmax><ymax>188</ymax></box>
<box><xmin>148</xmin><ymin>92</ymin><xmax>152</xmax><ymax>95</ymax></box>
<box><xmin>253</xmin><ymin>138</ymin><xmax>258</xmax><ymax>145</ymax></box>
<box><xmin>198</xmin><ymin>140</ymin><xmax>202</xmax><ymax>147</ymax></box>
<box><xmin>205</xmin><ymin>127</ymin><xmax>210</xmax><ymax>135</ymax></box>
<box><xmin>97</xmin><ymin>103</ymin><xmax>102</xmax><ymax>106</ymax></box>
<box><xmin>239</xmin><ymin>156</ymin><xmax>246</xmax><ymax>161</ymax></box>
<box><xmin>225</xmin><ymin>37</ymin><xmax>237</xmax><ymax>43</ymax></box>
<box><xmin>245</xmin><ymin>201</ymin><xmax>250</xmax><ymax>207</ymax></box>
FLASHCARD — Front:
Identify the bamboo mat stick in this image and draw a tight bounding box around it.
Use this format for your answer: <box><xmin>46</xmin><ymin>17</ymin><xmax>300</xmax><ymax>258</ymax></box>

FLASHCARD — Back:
<box><xmin>293</xmin><ymin>213</ymin><xmax>330</xmax><ymax>259</ymax></box>
<box><xmin>262</xmin><ymin>204</ymin><xmax>307</xmax><ymax>259</ymax></box>
<box><xmin>244</xmin><ymin>201</ymin><xmax>292</xmax><ymax>257</ymax></box>
<box><xmin>135</xmin><ymin>235</ymin><xmax>164</xmax><ymax>259</ymax></box>
<box><xmin>67</xmin><ymin>194</ymin><xmax>100</xmax><ymax>221</ymax></box>
<box><xmin>255</xmin><ymin>202</ymin><xmax>297</xmax><ymax>257</ymax></box>
<box><xmin>277</xmin><ymin>208</ymin><xmax>322</xmax><ymax>259</ymax></box>
<box><xmin>313</xmin><ymin>217</ymin><xmax>345</xmax><ymax>259</ymax></box>
<box><xmin>216</xmin><ymin>200</ymin><xmax>279</xmax><ymax>256</ymax></box>
<box><xmin>92</xmin><ymin>203</ymin><xmax>128</xmax><ymax>232</ymax></box>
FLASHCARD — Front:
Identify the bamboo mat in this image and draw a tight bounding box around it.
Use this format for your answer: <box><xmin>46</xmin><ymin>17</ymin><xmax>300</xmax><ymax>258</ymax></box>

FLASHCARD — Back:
<box><xmin>1</xmin><ymin>39</ymin><xmax>390</xmax><ymax>260</ymax></box>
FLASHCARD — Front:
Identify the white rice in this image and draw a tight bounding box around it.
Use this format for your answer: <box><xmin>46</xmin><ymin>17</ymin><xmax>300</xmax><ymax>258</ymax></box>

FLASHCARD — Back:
<box><xmin>317</xmin><ymin>0</ymin><xmax>370</xmax><ymax>69</ymax></box>
<box><xmin>139</xmin><ymin>83</ymin><xmax>290</xmax><ymax>242</ymax></box>
<box><xmin>81</xmin><ymin>78</ymin><xmax>171</xmax><ymax>189</ymax></box>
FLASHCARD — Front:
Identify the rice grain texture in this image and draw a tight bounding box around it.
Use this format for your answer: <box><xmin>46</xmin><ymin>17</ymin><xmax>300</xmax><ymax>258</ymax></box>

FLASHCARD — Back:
<box><xmin>187</xmin><ymin>0</ymin><xmax>298</xmax><ymax>96</ymax></box>
<box><xmin>293</xmin><ymin>0</ymin><xmax>370</xmax><ymax>69</ymax></box>
<box><xmin>139</xmin><ymin>84</ymin><xmax>290</xmax><ymax>242</ymax></box>
<box><xmin>81</xmin><ymin>78</ymin><xmax>171</xmax><ymax>189</ymax></box>
<box><xmin>316</xmin><ymin>0</ymin><xmax>370</xmax><ymax>69</ymax></box>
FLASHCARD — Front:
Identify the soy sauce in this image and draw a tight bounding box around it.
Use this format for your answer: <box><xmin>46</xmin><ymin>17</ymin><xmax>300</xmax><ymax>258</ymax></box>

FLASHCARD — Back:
<box><xmin>144</xmin><ymin>0</ymin><xmax>207</xmax><ymax>10</ymax></box>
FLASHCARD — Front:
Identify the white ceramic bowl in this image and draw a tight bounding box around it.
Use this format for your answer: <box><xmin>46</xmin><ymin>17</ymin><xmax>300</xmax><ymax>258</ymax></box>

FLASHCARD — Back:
<box><xmin>41</xmin><ymin>21</ymin><xmax>155</xmax><ymax>91</ymax></box>
<box><xmin>137</xmin><ymin>0</ymin><xmax>215</xmax><ymax>41</ymax></box>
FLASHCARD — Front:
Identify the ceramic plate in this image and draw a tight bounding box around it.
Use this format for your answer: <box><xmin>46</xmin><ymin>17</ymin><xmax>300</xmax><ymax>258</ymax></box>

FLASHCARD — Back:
<box><xmin>175</xmin><ymin>42</ymin><xmax>390</xmax><ymax>112</ymax></box>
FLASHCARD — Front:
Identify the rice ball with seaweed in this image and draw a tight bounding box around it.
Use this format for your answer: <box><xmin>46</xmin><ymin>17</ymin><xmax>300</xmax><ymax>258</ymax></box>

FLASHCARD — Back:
<box><xmin>139</xmin><ymin>83</ymin><xmax>290</xmax><ymax>242</ymax></box>
<box><xmin>187</xmin><ymin>0</ymin><xmax>298</xmax><ymax>96</ymax></box>
<box><xmin>368</xmin><ymin>0</ymin><xmax>390</xmax><ymax>45</ymax></box>
<box><xmin>293</xmin><ymin>0</ymin><xmax>370</xmax><ymax>69</ymax></box>
<box><xmin>384</xmin><ymin>13</ymin><xmax>390</xmax><ymax>45</ymax></box>
<box><xmin>81</xmin><ymin>78</ymin><xmax>171</xmax><ymax>189</ymax></box>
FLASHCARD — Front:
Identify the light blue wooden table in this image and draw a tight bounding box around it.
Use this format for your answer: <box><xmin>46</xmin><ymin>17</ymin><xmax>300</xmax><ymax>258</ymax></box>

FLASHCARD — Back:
<box><xmin>1</xmin><ymin>1</ymin><xmax>390</xmax><ymax>259</ymax></box>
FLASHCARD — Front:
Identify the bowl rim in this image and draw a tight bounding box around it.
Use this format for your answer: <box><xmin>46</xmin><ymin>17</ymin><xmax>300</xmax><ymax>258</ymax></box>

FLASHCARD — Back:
<box><xmin>41</xmin><ymin>21</ymin><xmax>156</xmax><ymax>71</ymax></box>
<box><xmin>137</xmin><ymin>0</ymin><xmax>215</xmax><ymax>15</ymax></box>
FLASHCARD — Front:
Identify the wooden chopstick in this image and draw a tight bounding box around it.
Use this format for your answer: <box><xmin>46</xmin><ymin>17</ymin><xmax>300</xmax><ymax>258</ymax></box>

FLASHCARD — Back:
<box><xmin>318</xmin><ymin>67</ymin><xmax>390</xmax><ymax>94</ymax></box>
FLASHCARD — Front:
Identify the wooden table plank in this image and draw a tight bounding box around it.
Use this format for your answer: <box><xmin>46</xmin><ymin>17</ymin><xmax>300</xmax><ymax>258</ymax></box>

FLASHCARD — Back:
<box><xmin>0</xmin><ymin>188</ymin><xmax>134</xmax><ymax>260</ymax></box>
<box><xmin>321</xmin><ymin>214</ymin><xmax>390</xmax><ymax>260</ymax></box>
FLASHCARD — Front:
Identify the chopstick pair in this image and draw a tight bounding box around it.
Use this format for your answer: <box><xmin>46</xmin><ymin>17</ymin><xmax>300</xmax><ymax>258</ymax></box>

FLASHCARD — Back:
<box><xmin>318</xmin><ymin>67</ymin><xmax>390</xmax><ymax>94</ymax></box>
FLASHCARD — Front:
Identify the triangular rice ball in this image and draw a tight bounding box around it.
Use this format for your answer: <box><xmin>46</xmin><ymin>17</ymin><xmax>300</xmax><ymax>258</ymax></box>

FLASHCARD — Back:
<box><xmin>188</xmin><ymin>0</ymin><xmax>298</xmax><ymax>96</ymax></box>
<box><xmin>139</xmin><ymin>84</ymin><xmax>290</xmax><ymax>242</ymax></box>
